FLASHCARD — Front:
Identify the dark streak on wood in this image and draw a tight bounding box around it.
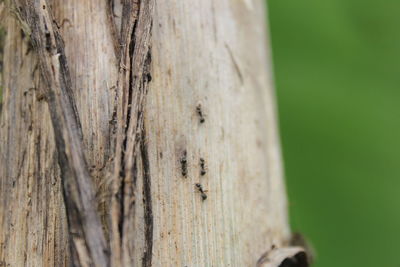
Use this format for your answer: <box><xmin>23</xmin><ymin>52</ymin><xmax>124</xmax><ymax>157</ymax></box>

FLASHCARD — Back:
<box><xmin>141</xmin><ymin>125</ymin><xmax>153</xmax><ymax>267</ymax></box>
<box><xmin>15</xmin><ymin>149</ymin><xmax>27</xmax><ymax>182</ymax></box>
<box><xmin>211</xmin><ymin>2</ymin><xmax>217</xmax><ymax>43</ymax></box>
<box><xmin>256</xmin><ymin>246</ymin><xmax>273</xmax><ymax>267</ymax></box>
<box><xmin>225</xmin><ymin>43</ymin><xmax>244</xmax><ymax>85</ymax></box>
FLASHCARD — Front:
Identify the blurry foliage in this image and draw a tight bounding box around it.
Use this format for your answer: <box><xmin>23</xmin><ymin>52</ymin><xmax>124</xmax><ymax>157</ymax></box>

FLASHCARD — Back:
<box><xmin>267</xmin><ymin>0</ymin><xmax>400</xmax><ymax>266</ymax></box>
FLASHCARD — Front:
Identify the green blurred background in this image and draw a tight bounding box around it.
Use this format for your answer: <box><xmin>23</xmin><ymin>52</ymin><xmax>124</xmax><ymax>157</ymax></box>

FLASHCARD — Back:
<box><xmin>267</xmin><ymin>0</ymin><xmax>400</xmax><ymax>266</ymax></box>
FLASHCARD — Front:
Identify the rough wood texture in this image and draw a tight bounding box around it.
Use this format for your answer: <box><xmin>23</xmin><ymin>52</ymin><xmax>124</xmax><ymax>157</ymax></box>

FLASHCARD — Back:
<box><xmin>0</xmin><ymin>0</ymin><xmax>294</xmax><ymax>266</ymax></box>
<box><xmin>143</xmin><ymin>1</ymin><xmax>290</xmax><ymax>265</ymax></box>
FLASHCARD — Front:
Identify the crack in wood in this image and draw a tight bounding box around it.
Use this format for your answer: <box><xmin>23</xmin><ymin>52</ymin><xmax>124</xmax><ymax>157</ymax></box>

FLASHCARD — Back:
<box><xmin>140</xmin><ymin>125</ymin><xmax>153</xmax><ymax>267</ymax></box>
<box><xmin>110</xmin><ymin>0</ymin><xmax>154</xmax><ymax>265</ymax></box>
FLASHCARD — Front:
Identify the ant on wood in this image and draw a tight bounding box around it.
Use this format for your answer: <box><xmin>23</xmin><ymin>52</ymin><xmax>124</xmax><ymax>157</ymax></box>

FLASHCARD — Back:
<box><xmin>199</xmin><ymin>158</ymin><xmax>206</xmax><ymax>176</ymax></box>
<box><xmin>195</xmin><ymin>183</ymin><xmax>207</xmax><ymax>201</ymax></box>
<box><xmin>180</xmin><ymin>150</ymin><xmax>188</xmax><ymax>177</ymax></box>
<box><xmin>196</xmin><ymin>104</ymin><xmax>205</xmax><ymax>124</ymax></box>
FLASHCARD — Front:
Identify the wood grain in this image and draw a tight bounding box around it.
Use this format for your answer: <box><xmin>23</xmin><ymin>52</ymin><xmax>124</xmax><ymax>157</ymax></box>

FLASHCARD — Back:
<box><xmin>0</xmin><ymin>0</ymin><xmax>292</xmax><ymax>266</ymax></box>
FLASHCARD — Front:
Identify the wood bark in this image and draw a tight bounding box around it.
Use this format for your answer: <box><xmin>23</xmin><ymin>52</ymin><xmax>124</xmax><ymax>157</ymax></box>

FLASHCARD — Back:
<box><xmin>0</xmin><ymin>0</ymin><xmax>306</xmax><ymax>266</ymax></box>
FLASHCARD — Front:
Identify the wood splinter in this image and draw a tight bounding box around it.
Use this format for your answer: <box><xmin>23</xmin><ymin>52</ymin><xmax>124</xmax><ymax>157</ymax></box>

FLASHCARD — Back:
<box><xmin>256</xmin><ymin>246</ymin><xmax>309</xmax><ymax>267</ymax></box>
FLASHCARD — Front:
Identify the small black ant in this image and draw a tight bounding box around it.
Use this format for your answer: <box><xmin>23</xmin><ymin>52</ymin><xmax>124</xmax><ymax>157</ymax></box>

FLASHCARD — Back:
<box><xmin>44</xmin><ymin>23</ymin><xmax>52</xmax><ymax>52</ymax></box>
<box><xmin>199</xmin><ymin>158</ymin><xmax>206</xmax><ymax>176</ymax></box>
<box><xmin>195</xmin><ymin>183</ymin><xmax>207</xmax><ymax>201</ymax></box>
<box><xmin>180</xmin><ymin>150</ymin><xmax>188</xmax><ymax>177</ymax></box>
<box><xmin>196</xmin><ymin>104</ymin><xmax>205</xmax><ymax>124</ymax></box>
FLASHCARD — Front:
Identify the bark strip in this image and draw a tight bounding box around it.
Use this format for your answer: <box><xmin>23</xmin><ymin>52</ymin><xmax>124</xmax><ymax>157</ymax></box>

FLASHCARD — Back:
<box><xmin>110</xmin><ymin>0</ymin><xmax>154</xmax><ymax>265</ymax></box>
<box><xmin>9</xmin><ymin>1</ymin><xmax>109</xmax><ymax>266</ymax></box>
<box><xmin>106</xmin><ymin>0</ymin><xmax>121</xmax><ymax>60</ymax></box>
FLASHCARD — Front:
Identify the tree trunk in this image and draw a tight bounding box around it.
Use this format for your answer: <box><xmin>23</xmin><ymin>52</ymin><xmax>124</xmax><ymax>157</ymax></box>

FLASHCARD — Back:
<box><xmin>0</xmin><ymin>0</ymin><xmax>304</xmax><ymax>266</ymax></box>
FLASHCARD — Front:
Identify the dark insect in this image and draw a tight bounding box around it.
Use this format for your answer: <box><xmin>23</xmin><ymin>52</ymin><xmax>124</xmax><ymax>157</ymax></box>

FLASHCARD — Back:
<box><xmin>45</xmin><ymin>32</ymin><xmax>51</xmax><ymax>51</ymax></box>
<box><xmin>196</xmin><ymin>104</ymin><xmax>205</xmax><ymax>123</ymax></box>
<box><xmin>44</xmin><ymin>23</ymin><xmax>52</xmax><ymax>51</ymax></box>
<box><xmin>199</xmin><ymin>158</ymin><xmax>206</xmax><ymax>176</ymax></box>
<box><xmin>195</xmin><ymin>183</ymin><xmax>207</xmax><ymax>201</ymax></box>
<box><xmin>180</xmin><ymin>150</ymin><xmax>188</xmax><ymax>177</ymax></box>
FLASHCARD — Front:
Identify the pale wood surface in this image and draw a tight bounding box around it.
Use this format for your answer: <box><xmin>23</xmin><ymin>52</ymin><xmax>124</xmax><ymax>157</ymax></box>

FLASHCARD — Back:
<box><xmin>0</xmin><ymin>0</ymin><xmax>291</xmax><ymax>266</ymax></box>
